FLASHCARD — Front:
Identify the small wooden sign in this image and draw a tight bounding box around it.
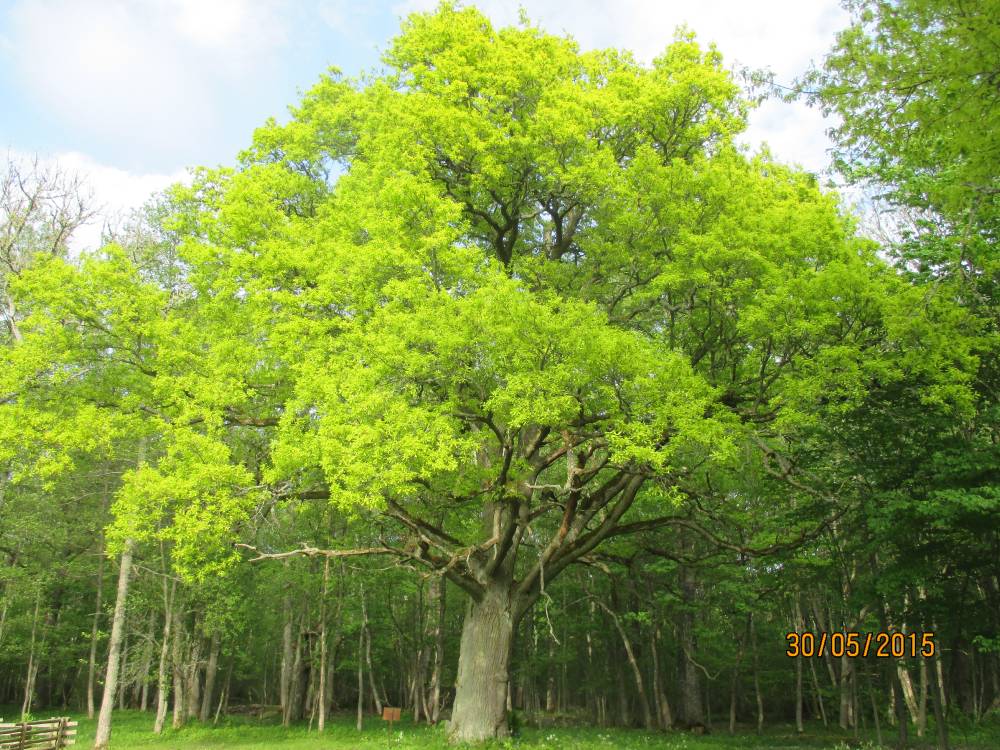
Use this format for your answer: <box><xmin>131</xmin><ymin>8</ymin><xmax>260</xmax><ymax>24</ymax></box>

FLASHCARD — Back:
<box><xmin>381</xmin><ymin>706</ymin><xmax>401</xmax><ymax>729</ymax></box>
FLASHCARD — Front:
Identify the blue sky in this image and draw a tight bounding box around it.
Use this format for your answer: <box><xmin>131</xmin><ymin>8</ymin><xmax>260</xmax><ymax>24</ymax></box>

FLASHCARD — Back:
<box><xmin>0</xmin><ymin>0</ymin><xmax>850</xmax><ymax>249</ymax></box>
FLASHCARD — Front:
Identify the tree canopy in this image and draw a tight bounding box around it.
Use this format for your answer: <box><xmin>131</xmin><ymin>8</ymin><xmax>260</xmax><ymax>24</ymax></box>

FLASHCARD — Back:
<box><xmin>0</xmin><ymin>3</ymin><xmax>996</xmax><ymax>748</ymax></box>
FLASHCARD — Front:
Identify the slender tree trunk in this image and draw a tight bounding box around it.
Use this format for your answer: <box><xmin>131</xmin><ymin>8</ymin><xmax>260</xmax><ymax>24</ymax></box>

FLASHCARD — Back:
<box><xmin>361</xmin><ymin>591</ymin><xmax>382</xmax><ymax>716</ymax></box>
<box><xmin>651</xmin><ymin>625</ymin><xmax>673</xmax><ymax>729</ymax></box>
<box><xmin>918</xmin><ymin>657</ymin><xmax>928</xmax><ymax>737</ymax></box>
<box><xmin>678</xmin><ymin>562</ymin><xmax>704</xmax><ymax>726</ymax></box>
<box><xmin>729</xmin><ymin>618</ymin><xmax>748</xmax><ymax>734</ymax></box>
<box><xmin>448</xmin><ymin>582</ymin><xmax>515</xmax><ymax>743</ymax></box>
<box><xmin>928</xmin><ymin>649</ymin><xmax>949</xmax><ymax>750</ymax></box>
<box><xmin>317</xmin><ymin>557</ymin><xmax>330</xmax><ymax>732</ymax></box>
<box><xmin>793</xmin><ymin>597</ymin><xmax>804</xmax><ymax>733</ymax></box>
<box><xmin>615</xmin><ymin>655</ymin><xmax>631</xmax><ymax>727</ymax></box>
<box><xmin>0</xmin><ymin>584</ymin><xmax>8</xmax><ymax>649</ymax></box>
<box><xmin>199</xmin><ymin>630</ymin><xmax>220</xmax><ymax>722</ymax></box>
<box><xmin>897</xmin><ymin>662</ymin><xmax>919</xmax><ymax>724</ymax></box>
<box><xmin>185</xmin><ymin>630</ymin><xmax>202</xmax><ymax>720</ymax></box>
<box><xmin>599</xmin><ymin>600</ymin><xmax>653</xmax><ymax>730</ymax></box>
<box><xmin>171</xmin><ymin>606</ymin><xmax>185</xmax><ymax>730</ymax></box>
<box><xmin>214</xmin><ymin>658</ymin><xmax>233</xmax><ymax>725</ymax></box>
<box><xmin>93</xmin><ymin>538</ymin><xmax>135</xmax><ymax>750</ymax></box>
<box><xmin>154</xmin><ymin>581</ymin><xmax>175</xmax><ymax>734</ymax></box>
<box><xmin>891</xmin><ymin>652</ymin><xmax>910</xmax><ymax>747</ymax></box>
<box><xmin>356</xmin><ymin>609</ymin><xmax>365</xmax><ymax>732</ymax></box>
<box><xmin>87</xmin><ymin>526</ymin><xmax>107</xmax><ymax>719</ymax></box>
<box><xmin>935</xmin><ymin>651</ymin><xmax>947</xmax><ymax>717</ymax></box>
<box><xmin>288</xmin><ymin>621</ymin><xmax>304</xmax><ymax>723</ymax></box>
<box><xmin>427</xmin><ymin>576</ymin><xmax>445</xmax><ymax>724</ymax></box>
<box><xmin>867</xmin><ymin>667</ymin><xmax>883</xmax><ymax>747</ymax></box>
<box><xmin>138</xmin><ymin>608</ymin><xmax>155</xmax><ymax>711</ymax></box>
<box><xmin>280</xmin><ymin>590</ymin><xmax>294</xmax><ymax>726</ymax></box>
<box><xmin>751</xmin><ymin>613</ymin><xmax>764</xmax><ymax>734</ymax></box>
<box><xmin>117</xmin><ymin>631</ymin><xmax>129</xmax><ymax>710</ymax></box>
<box><xmin>21</xmin><ymin>589</ymin><xmax>42</xmax><ymax>719</ymax></box>
<box><xmin>808</xmin><ymin>650</ymin><xmax>828</xmax><ymax>727</ymax></box>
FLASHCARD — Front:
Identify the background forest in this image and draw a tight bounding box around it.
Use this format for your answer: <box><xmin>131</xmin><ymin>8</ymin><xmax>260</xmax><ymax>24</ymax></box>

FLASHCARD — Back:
<box><xmin>0</xmin><ymin>1</ymin><xmax>998</xmax><ymax>749</ymax></box>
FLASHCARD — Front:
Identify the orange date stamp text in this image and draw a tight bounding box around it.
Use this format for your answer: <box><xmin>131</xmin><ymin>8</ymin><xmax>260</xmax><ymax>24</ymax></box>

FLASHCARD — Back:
<box><xmin>785</xmin><ymin>631</ymin><xmax>935</xmax><ymax>659</ymax></box>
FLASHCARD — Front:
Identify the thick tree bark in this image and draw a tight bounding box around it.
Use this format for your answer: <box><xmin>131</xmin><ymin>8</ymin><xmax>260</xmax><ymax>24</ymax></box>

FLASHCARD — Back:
<box><xmin>93</xmin><ymin>538</ymin><xmax>135</xmax><ymax>750</ymax></box>
<box><xmin>448</xmin><ymin>582</ymin><xmax>515</xmax><ymax>743</ymax></box>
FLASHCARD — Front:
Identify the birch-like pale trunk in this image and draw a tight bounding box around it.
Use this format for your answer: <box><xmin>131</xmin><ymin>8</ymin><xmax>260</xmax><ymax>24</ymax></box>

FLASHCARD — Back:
<box><xmin>171</xmin><ymin>606</ymin><xmax>185</xmax><ymax>730</ymax></box>
<box><xmin>599</xmin><ymin>599</ymin><xmax>653</xmax><ymax>730</ymax></box>
<box><xmin>153</xmin><ymin>580</ymin><xmax>175</xmax><ymax>734</ymax></box>
<box><xmin>356</xmin><ymin>600</ymin><xmax>365</xmax><ymax>732</ymax></box>
<box><xmin>93</xmin><ymin>537</ymin><xmax>135</xmax><ymax>750</ymax></box>
<box><xmin>317</xmin><ymin>557</ymin><xmax>330</xmax><ymax>732</ymax></box>
<box><xmin>86</xmin><ymin>515</ymin><xmax>106</xmax><ymax>720</ymax></box>
<box><xmin>21</xmin><ymin>589</ymin><xmax>42</xmax><ymax>719</ymax></box>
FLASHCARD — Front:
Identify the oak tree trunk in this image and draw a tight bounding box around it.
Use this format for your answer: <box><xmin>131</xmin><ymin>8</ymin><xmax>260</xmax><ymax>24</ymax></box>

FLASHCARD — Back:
<box><xmin>447</xmin><ymin>582</ymin><xmax>514</xmax><ymax>743</ymax></box>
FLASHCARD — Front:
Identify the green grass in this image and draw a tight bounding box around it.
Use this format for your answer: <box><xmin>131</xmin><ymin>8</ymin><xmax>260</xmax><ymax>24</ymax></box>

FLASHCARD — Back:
<box><xmin>4</xmin><ymin>709</ymin><xmax>999</xmax><ymax>749</ymax></box>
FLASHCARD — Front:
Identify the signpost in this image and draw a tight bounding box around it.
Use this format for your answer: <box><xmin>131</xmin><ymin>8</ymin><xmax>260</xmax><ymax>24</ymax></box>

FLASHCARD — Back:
<box><xmin>381</xmin><ymin>706</ymin><xmax>401</xmax><ymax>731</ymax></box>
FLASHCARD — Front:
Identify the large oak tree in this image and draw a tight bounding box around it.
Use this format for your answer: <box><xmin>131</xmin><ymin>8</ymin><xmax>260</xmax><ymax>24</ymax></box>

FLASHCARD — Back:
<box><xmin>1</xmin><ymin>4</ymin><xmax>977</xmax><ymax>744</ymax></box>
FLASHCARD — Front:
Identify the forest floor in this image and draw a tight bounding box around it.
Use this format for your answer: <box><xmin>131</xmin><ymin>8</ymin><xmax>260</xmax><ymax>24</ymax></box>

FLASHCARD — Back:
<box><xmin>5</xmin><ymin>710</ymin><xmax>999</xmax><ymax>749</ymax></box>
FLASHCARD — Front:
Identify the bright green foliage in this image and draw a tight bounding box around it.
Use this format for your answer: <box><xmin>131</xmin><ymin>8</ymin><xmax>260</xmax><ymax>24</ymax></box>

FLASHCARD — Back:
<box><xmin>2</xmin><ymin>2</ymin><xmax>978</xmax><ymax>591</ymax></box>
<box><xmin>810</xmin><ymin>0</ymin><xmax>1000</xmax><ymax>677</ymax></box>
<box><xmin>0</xmin><ymin>4</ymin><xmax>993</xmax><ymax>742</ymax></box>
<box><xmin>809</xmin><ymin>0</ymin><xmax>1000</xmax><ymax>273</ymax></box>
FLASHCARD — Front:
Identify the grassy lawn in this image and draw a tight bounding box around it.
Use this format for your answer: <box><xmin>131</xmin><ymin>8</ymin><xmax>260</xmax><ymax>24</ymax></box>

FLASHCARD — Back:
<box><xmin>4</xmin><ymin>709</ymin><xmax>998</xmax><ymax>749</ymax></box>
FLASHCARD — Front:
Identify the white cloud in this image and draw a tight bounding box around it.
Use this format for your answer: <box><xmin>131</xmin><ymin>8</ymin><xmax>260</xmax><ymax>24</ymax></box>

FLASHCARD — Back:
<box><xmin>163</xmin><ymin>0</ymin><xmax>288</xmax><ymax>61</ymax></box>
<box><xmin>393</xmin><ymin>0</ymin><xmax>849</xmax><ymax>174</ymax></box>
<box><xmin>4</xmin><ymin>0</ymin><xmax>290</xmax><ymax>170</ymax></box>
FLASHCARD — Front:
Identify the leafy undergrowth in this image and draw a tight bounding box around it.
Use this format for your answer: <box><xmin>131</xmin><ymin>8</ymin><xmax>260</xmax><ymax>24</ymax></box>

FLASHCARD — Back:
<box><xmin>8</xmin><ymin>710</ymin><xmax>1000</xmax><ymax>749</ymax></box>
